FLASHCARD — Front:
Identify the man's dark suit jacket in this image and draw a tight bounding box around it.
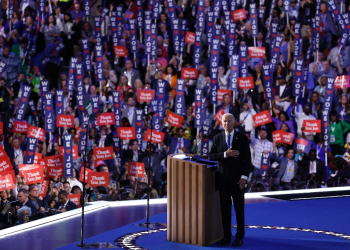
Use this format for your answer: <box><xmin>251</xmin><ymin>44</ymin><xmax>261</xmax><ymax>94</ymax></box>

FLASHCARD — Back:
<box><xmin>275</xmin><ymin>85</ymin><xmax>293</xmax><ymax>99</ymax></box>
<box><xmin>299</xmin><ymin>158</ymin><xmax>326</xmax><ymax>183</ymax></box>
<box><xmin>124</xmin><ymin>150</ymin><xmax>147</xmax><ymax>163</ymax></box>
<box><xmin>167</xmin><ymin>136</ymin><xmax>192</xmax><ymax>155</ymax></box>
<box><xmin>55</xmin><ymin>199</ymin><xmax>78</xmax><ymax>211</ymax></box>
<box><xmin>215</xmin><ymin>105</ymin><xmax>240</xmax><ymax>123</ymax></box>
<box><xmin>209</xmin><ymin>131</ymin><xmax>251</xmax><ymax>184</ymax></box>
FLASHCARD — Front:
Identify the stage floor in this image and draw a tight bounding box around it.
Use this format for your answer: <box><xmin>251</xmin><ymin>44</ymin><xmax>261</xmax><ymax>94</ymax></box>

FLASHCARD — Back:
<box><xmin>57</xmin><ymin>197</ymin><xmax>350</xmax><ymax>250</ymax></box>
<box><xmin>1</xmin><ymin>188</ymin><xmax>350</xmax><ymax>250</ymax></box>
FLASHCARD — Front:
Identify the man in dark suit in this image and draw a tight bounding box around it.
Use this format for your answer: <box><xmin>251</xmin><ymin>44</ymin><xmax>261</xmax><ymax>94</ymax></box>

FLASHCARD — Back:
<box><xmin>7</xmin><ymin>137</ymin><xmax>24</xmax><ymax>175</ymax></box>
<box><xmin>274</xmin><ymin>75</ymin><xmax>292</xmax><ymax>101</ymax></box>
<box><xmin>166</xmin><ymin>127</ymin><xmax>192</xmax><ymax>155</ymax></box>
<box><xmin>121</xmin><ymin>96</ymin><xmax>137</xmax><ymax>127</ymax></box>
<box><xmin>17</xmin><ymin>189</ymin><xmax>38</xmax><ymax>215</ymax></box>
<box><xmin>114</xmin><ymin>59</ymin><xmax>141</xmax><ymax>88</ymax></box>
<box><xmin>299</xmin><ymin>149</ymin><xmax>326</xmax><ymax>185</ymax></box>
<box><xmin>55</xmin><ymin>191</ymin><xmax>78</xmax><ymax>212</ymax></box>
<box><xmin>209</xmin><ymin>114</ymin><xmax>251</xmax><ymax>247</ymax></box>
<box><xmin>124</xmin><ymin>139</ymin><xmax>147</xmax><ymax>163</ymax></box>
<box><xmin>215</xmin><ymin>93</ymin><xmax>240</xmax><ymax>125</ymax></box>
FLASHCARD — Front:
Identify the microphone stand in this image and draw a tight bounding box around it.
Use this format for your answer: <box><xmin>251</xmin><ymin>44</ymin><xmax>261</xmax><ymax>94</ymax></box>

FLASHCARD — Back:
<box><xmin>78</xmin><ymin>103</ymin><xmax>113</xmax><ymax>249</ymax></box>
<box><xmin>137</xmin><ymin>112</ymin><xmax>164</xmax><ymax>229</ymax></box>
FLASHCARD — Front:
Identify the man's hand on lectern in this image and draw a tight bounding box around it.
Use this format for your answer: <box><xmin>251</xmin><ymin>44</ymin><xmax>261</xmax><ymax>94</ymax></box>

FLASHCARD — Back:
<box><xmin>226</xmin><ymin>148</ymin><xmax>240</xmax><ymax>157</ymax></box>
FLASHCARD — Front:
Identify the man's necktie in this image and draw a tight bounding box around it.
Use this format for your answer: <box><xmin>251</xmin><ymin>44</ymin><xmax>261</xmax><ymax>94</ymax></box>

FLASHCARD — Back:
<box><xmin>227</xmin><ymin>134</ymin><xmax>231</xmax><ymax>150</ymax></box>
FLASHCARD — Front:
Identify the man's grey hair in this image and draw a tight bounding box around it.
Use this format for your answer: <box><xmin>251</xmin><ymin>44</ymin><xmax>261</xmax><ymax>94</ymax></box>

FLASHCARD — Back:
<box><xmin>17</xmin><ymin>206</ymin><xmax>31</xmax><ymax>219</ymax></box>
<box><xmin>222</xmin><ymin>113</ymin><xmax>235</xmax><ymax>121</ymax></box>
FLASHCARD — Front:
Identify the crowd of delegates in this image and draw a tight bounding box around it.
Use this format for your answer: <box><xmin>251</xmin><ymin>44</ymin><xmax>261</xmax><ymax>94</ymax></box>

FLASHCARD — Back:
<box><xmin>1</xmin><ymin>0</ymin><xmax>350</xmax><ymax>229</ymax></box>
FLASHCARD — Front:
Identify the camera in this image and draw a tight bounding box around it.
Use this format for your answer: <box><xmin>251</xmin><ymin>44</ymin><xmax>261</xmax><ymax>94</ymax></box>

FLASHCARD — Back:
<box><xmin>10</xmin><ymin>200</ymin><xmax>20</xmax><ymax>207</ymax></box>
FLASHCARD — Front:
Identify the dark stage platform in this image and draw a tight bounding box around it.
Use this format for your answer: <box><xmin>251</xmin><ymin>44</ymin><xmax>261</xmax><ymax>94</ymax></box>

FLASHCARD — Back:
<box><xmin>1</xmin><ymin>187</ymin><xmax>350</xmax><ymax>250</ymax></box>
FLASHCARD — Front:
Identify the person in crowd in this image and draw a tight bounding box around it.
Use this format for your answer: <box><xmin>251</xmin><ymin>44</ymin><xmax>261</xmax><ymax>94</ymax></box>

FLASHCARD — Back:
<box><xmin>15</xmin><ymin>206</ymin><xmax>31</xmax><ymax>225</ymax></box>
<box><xmin>166</xmin><ymin>127</ymin><xmax>192</xmax><ymax>154</ymax></box>
<box><xmin>298</xmin><ymin>149</ymin><xmax>326</xmax><ymax>185</ymax></box>
<box><xmin>0</xmin><ymin>190</ymin><xmax>12</xmax><ymax>229</ymax></box>
<box><xmin>114</xmin><ymin>59</ymin><xmax>140</xmax><ymax>88</ymax></box>
<box><xmin>293</xmin><ymin>103</ymin><xmax>316</xmax><ymax>140</ymax></box>
<box><xmin>239</xmin><ymin>101</ymin><xmax>256</xmax><ymax>134</ymax></box>
<box><xmin>328</xmin><ymin>110</ymin><xmax>350</xmax><ymax>156</ymax></box>
<box><xmin>250</xmin><ymin>124</ymin><xmax>274</xmax><ymax>177</ymax></box>
<box><xmin>271</xmin><ymin>144</ymin><xmax>301</xmax><ymax>187</ymax></box>
<box><xmin>55</xmin><ymin>191</ymin><xmax>78</xmax><ymax>212</ymax></box>
<box><xmin>124</xmin><ymin>139</ymin><xmax>147</xmax><ymax>163</ymax></box>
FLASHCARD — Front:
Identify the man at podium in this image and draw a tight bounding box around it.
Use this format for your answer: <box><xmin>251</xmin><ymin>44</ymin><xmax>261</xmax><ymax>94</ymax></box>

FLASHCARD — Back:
<box><xmin>209</xmin><ymin>113</ymin><xmax>251</xmax><ymax>247</ymax></box>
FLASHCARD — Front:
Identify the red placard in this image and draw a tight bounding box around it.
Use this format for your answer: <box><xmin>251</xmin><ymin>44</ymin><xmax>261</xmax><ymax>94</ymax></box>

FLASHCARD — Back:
<box><xmin>238</xmin><ymin>77</ymin><xmax>254</xmax><ymax>89</ymax></box>
<box><xmin>97</xmin><ymin>113</ymin><xmax>115</xmax><ymax>126</ymax></box>
<box><xmin>166</xmin><ymin>111</ymin><xmax>184</xmax><ymax>128</ymax></box>
<box><xmin>181</xmin><ymin>68</ymin><xmax>199</xmax><ymax>79</ymax></box>
<box><xmin>217</xmin><ymin>89</ymin><xmax>232</xmax><ymax>102</ymax></box>
<box><xmin>23</xmin><ymin>167</ymin><xmax>44</xmax><ymax>185</ymax></box>
<box><xmin>38</xmin><ymin>180</ymin><xmax>48</xmax><ymax>197</ymax></box>
<box><xmin>185</xmin><ymin>31</ymin><xmax>195</xmax><ymax>44</ymax></box>
<box><xmin>272</xmin><ymin>130</ymin><xmax>294</xmax><ymax>145</ymax></box>
<box><xmin>58</xmin><ymin>145</ymin><xmax>79</xmax><ymax>160</ymax></box>
<box><xmin>27</xmin><ymin>126</ymin><xmax>46</xmax><ymax>141</ymax></box>
<box><xmin>0</xmin><ymin>145</ymin><xmax>7</xmax><ymax>158</ymax></box>
<box><xmin>56</xmin><ymin>115</ymin><xmax>75</xmax><ymax>128</ymax></box>
<box><xmin>334</xmin><ymin>75</ymin><xmax>349</xmax><ymax>89</ymax></box>
<box><xmin>0</xmin><ymin>156</ymin><xmax>13</xmax><ymax>172</ymax></box>
<box><xmin>0</xmin><ymin>170</ymin><xmax>15</xmax><ymax>185</ymax></box>
<box><xmin>303</xmin><ymin>120</ymin><xmax>321</xmax><ymax>133</ymax></box>
<box><xmin>18</xmin><ymin>164</ymin><xmax>44</xmax><ymax>178</ymax></box>
<box><xmin>45</xmin><ymin>155</ymin><xmax>64</xmax><ymax>177</ymax></box>
<box><xmin>0</xmin><ymin>174</ymin><xmax>15</xmax><ymax>191</ymax></box>
<box><xmin>281</xmin><ymin>131</ymin><xmax>295</xmax><ymax>145</ymax></box>
<box><xmin>113</xmin><ymin>45</ymin><xmax>127</xmax><ymax>57</ymax></box>
<box><xmin>79</xmin><ymin>167</ymin><xmax>94</xmax><ymax>182</ymax></box>
<box><xmin>248</xmin><ymin>47</ymin><xmax>266</xmax><ymax>58</ymax></box>
<box><xmin>0</xmin><ymin>121</ymin><xmax>3</xmax><ymax>134</ymax></box>
<box><xmin>272</xmin><ymin>130</ymin><xmax>283</xmax><ymax>143</ymax></box>
<box><xmin>231</xmin><ymin>9</ymin><xmax>247</xmax><ymax>22</ymax></box>
<box><xmin>253</xmin><ymin>110</ymin><xmax>272</xmax><ymax>127</ymax></box>
<box><xmin>93</xmin><ymin>146</ymin><xmax>114</xmax><ymax>161</ymax></box>
<box><xmin>23</xmin><ymin>151</ymin><xmax>43</xmax><ymax>164</ymax></box>
<box><xmin>46</xmin><ymin>165</ymin><xmax>64</xmax><ymax>178</ymax></box>
<box><xmin>128</xmin><ymin>162</ymin><xmax>144</xmax><ymax>177</ymax></box>
<box><xmin>137</xmin><ymin>90</ymin><xmax>155</xmax><ymax>102</ymax></box>
<box><xmin>87</xmin><ymin>172</ymin><xmax>109</xmax><ymax>187</ymax></box>
<box><xmin>145</xmin><ymin>129</ymin><xmax>165</xmax><ymax>143</ymax></box>
<box><xmin>214</xmin><ymin>108</ymin><xmax>226</xmax><ymax>126</ymax></box>
<box><xmin>13</xmin><ymin>121</ymin><xmax>29</xmax><ymax>133</ymax></box>
<box><xmin>117</xmin><ymin>127</ymin><xmax>136</xmax><ymax>140</ymax></box>
<box><xmin>68</xmin><ymin>194</ymin><xmax>81</xmax><ymax>207</ymax></box>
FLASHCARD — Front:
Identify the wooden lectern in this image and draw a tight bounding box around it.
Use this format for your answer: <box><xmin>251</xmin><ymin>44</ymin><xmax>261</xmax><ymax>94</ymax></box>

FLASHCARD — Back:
<box><xmin>167</xmin><ymin>154</ymin><xmax>223</xmax><ymax>246</ymax></box>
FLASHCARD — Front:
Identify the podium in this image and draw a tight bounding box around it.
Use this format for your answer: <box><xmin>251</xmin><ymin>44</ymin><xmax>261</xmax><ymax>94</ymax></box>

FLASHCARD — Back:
<box><xmin>167</xmin><ymin>154</ymin><xmax>223</xmax><ymax>246</ymax></box>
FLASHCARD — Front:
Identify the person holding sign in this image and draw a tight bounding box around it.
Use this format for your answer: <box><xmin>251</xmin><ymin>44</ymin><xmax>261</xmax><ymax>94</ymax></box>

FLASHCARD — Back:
<box><xmin>239</xmin><ymin>101</ymin><xmax>256</xmax><ymax>133</ymax></box>
<box><xmin>328</xmin><ymin>110</ymin><xmax>350</xmax><ymax>155</ymax></box>
<box><xmin>209</xmin><ymin>114</ymin><xmax>251</xmax><ymax>247</ymax></box>
<box><xmin>292</xmin><ymin>103</ymin><xmax>316</xmax><ymax>140</ymax></box>
<box><xmin>250</xmin><ymin>124</ymin><xmax>274</xmax><ymax>177</ymax></box>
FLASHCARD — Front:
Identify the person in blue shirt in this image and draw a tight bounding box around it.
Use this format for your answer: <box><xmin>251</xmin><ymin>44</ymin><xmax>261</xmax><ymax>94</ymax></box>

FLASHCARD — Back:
<box><xmin>70</xmin><ymin>3</ymin><xmax>85</xmax><ymax>22</ymax></box>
